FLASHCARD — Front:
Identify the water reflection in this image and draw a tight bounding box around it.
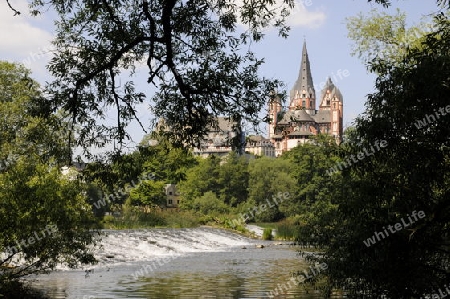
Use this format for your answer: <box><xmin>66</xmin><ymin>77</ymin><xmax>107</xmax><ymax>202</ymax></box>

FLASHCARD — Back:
<box><xmin>33</xmin><ymin>248</ymin><xmax>331</xmax><ymax>298</ymax></box>
<box><xmin>126</xmin><ymin>271</ymin><xmax>322</xmax><ymax>298</ymax></box>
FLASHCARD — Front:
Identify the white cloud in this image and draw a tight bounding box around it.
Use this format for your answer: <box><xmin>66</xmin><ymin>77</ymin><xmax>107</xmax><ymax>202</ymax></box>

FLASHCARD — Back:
<box><xmin>0</xmin><ymin>0</ymin><xmax>54</xmax><ymax>80</ymax></box>
<box><xmin>287</xmin><ymin>0</ymin><xmax>326</xmax><ymax>28</ymax></box>
<box><xmin>229</xmin><ymin>0</ymin><xmax>326</xmax><ymax>29</ymax></box>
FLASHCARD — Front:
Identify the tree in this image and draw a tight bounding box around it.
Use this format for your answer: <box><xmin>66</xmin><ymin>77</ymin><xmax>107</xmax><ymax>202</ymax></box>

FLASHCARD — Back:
<box><xmin>140</xmin><ymin>133</ymin><xmax>197</xmax><ymax>183</ymax></box>
<box><xmin>217</xmin><ymin>152</ymin><xmax>249</xmax><ymax>207</ymax></box>
<box><xmin>178</xmin><ymin>152</ymin><xmax>250</xmax><ymax>211</ymax></box>
<box><xmin>129</xmin><ymin>180</ymin><xmax>167</xmax><ymax>207</ymax></box>
<box><xmin>280</xmin><ymin>135</ymin><xmax>340</xmax><ymax>214</ymax></box>
<box><xmin>81</xmin><ymin>150</ymin><xmax>151</xmax><ymax>215</ymax></box>
<box><xmin>0</xmin><ymin>159</ymin><xmax>97</xmax><ymax>281</ymax></box>
<box><xmin>0</xmin><ymin>62</ymin><xmax>97</xmax><ymax>286</ymax></box>
<box><xmin>346</xmin><ymin>9</ymin><xmax>434</xmax><ymax>70</ymax></box>
<box><xmin>247</xmin><ymin>156</ymin><xmax>295</xmax><ymax>222</ymax></box>
<box><xmin>280</xmin><ymin>135</ymin><xmax>341</xmax><ymax>246</ymax></box>
<box><xmin>178</xmin><ymin>155</ymin><xmax>221</xmax><ymax>208</ymax></box>
<box><xmin>357</xmin><ymin>0</ymin><xmax>450</xmax><ymax>10</ymax></box>
<box><xmin>0</xmin><ymin>61</ymin><xmax>70</xmax><ymax>167</ymax></box>
<box><xmin>313</xmin><ymin>11</ymin><xmax>450</xmax><ymax>298</ymax></box>
<box><xmin>191</xmin><ymin>191</ymin><xmax>230</xmax><ymax>216</ymax></box>
<box><xmin>5</xmin><ymin>0</ymin><xmax>297</xmax><ymax>156</ymax></box>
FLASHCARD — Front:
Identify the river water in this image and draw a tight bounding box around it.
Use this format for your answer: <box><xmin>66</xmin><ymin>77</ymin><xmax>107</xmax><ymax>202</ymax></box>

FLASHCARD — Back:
<box><xmin>29</xmin><ymin>227</ymin><xmax>334</xmax><ymax>298</ymax></box>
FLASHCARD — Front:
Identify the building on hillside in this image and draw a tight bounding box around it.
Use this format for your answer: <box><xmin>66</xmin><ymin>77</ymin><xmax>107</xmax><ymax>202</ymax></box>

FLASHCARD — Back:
<box><xmin>245</xmin><ymin>135</ymin><xmax>275</xmax><ymax>157</ymax></box>
<box><xmin>147</xmin><ymin>117</ymin><xmax>246</xmax><ymax>158</ymax></box>
<box><xmin>192</xmin><ymin>117</ymin><xmax>244</xmax><ymax>158</ymax></box>
<box><xmin>268</xmin><ymin>41</ymin><xmax>344</xmax><ymax>156</ymax></box>
<box><xmin>165</xmin><ymin>184</ymin><xmax>180</xmax><ymax>209</ymax></box>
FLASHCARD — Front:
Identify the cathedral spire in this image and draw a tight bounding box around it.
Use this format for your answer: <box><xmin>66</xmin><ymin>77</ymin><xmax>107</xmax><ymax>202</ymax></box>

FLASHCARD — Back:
<box><xmin>290</xmin><ymin>41</ymin><xmax>315</xmax><ymax>110</ymax></box>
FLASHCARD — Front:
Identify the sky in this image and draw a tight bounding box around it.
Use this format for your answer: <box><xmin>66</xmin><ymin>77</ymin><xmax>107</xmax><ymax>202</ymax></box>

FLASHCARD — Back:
<box><xmin>0</xmin><ymin>0</ymin><xmax>440</xmax><ymax>150</ymax></box>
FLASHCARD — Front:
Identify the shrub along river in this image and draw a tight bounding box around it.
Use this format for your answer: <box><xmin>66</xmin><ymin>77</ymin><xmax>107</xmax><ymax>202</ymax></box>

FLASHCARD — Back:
<box><xmin>29</xmin><ymin>227</ymin><xmax>339</xmax><ymax>298</ymax></box>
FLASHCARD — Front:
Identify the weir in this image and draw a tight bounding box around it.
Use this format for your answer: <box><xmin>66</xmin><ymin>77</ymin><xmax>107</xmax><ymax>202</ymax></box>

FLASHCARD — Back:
<box><xmin>93</xmin><ymin>227</ymin><xmax>252</xmax><ymax>267</ymax></box>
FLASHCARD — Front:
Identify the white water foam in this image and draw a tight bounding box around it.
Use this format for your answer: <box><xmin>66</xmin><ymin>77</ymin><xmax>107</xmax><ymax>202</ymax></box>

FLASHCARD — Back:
<box><xmin>90</xmin><ymin>227</ymin><xmax>252</xmax><ymax>268</ymax></box>
<box><xmin>1</xmin><ymin>227</ymin><xmax>254</xmax><ymax>272</ymax></box>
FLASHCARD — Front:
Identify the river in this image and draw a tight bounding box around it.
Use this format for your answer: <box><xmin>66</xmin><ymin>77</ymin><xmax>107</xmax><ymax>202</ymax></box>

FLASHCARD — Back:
<box><xmin>29</xmin><ymin>227</ymin><xmax>335</xmax><ymax>298</ymax></box>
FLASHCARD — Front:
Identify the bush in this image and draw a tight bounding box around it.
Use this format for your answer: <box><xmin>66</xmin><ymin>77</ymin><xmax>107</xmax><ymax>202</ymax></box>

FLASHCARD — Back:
<box><xmin>101</xmin><ymin>207</ymin><xmax>202</xmax><ymax>229</ymax></box>
<box><xmin>198</xmin><ymin>214</ymin><xmax>215</xmax><ymax>225</ymax></box>
<box><xmin>192</xmin><ymin>191</ymin><xmax>229</xmax><ymax>216</ymax></box>
<box><xmin>262</xmin><ymin>228</ymin><xmax>273</xmax><ymax>240</ymax></box>
<box><xmin>103</xmin><ymin>204</ymin><xmax>167</xmax><ymax>229</ymax></box>
<box><xmin>162</xmin><ymin>210</ymin><xmax>200</xmax><ymax>228</ymax></box>
<box><xmin>219</xmin><ymin>215</ymin><xmax>248</xmax><ymax>233</ymax></box>
<box><xmin>102</xmin><ymin>214</ymin><xmax>115</xmax><ymax>224</ymax></box>
<box><xmin>276</xmin><ymin>219</ymin><xmax>298</xmax><ymax>240</ymax></box>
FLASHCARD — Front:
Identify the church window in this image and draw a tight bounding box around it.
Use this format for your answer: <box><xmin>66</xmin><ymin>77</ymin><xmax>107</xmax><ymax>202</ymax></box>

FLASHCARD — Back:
<box><xmin>302</xmin><ymin>100</ymin><xmax>306</xmax><ymax>107</ymax></box>
<box><xmin>326</xmin><ymin>99</ymin><xmax>330</xmax><ymax>106</ymax></box>
<box><xmin>302</xmin><ymin>93</ymin><xmax>306</xmax><ymax>98</ymax></box>
<box><xmin>309</xmin><ymin>100</ymin><xmax>312</xmax><ymax>107</ymax></box>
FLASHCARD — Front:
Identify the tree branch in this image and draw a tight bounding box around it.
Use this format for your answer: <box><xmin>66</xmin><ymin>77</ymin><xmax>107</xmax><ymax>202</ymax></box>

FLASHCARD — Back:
<box><xmin>161</xmin><ymin>0</ymin><xmax>197</xmax><ymax>99</ymax></box>
<box><xmin>109</xmin><ymin>68</ymin><xmax>124</xmax><ymax>150</ymax></box>
<box><xmin>142</xmin><ymin>0</ymin><xmax>158</xmax><ymax>72</ymax></box>
<box><xmin>100</xmin><ymin>0</ymin><xmax>124</xmax><ymax>31</ymax></box>
<box><xmin>70</xmin><ymin>36</ymin><xmax>147</xmax><ymax>121</ymax></box>
<box><xmin>6</xmin><ymin>0</ymin><xmax>21</xmax><ymax>16</ymax></box>
<box><xmin>0</xmin><ymin>251</ymin><xmax>17</xmax><ymax>268</ymax></box>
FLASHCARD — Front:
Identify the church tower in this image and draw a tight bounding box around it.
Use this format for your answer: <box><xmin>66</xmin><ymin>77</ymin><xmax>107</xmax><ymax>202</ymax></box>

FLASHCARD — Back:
<box><xmin>290</xmin><ymin>41</ymin><xmax>316</xmax><ymax>115</ymax></box>
<box><xmin>266</xmin><ymin>40</ymin><xmax>344</xmax><ymax>155</ymax></box>
<box><xmin>319</xmin><ymin>77</ymin><xmax>344</xmax><ymax>142</ymax></box>
<box><xmin>331</xmin><ymin>92</ymin><xmax>343</xmax><ymax>142</ymax></box>
<box><xmin>268</xmin><ymin>94</ymin><xmax>282</xmax><ymax>139</ymax></box>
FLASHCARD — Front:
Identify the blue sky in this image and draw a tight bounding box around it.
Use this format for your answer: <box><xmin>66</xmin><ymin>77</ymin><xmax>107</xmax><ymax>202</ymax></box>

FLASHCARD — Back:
<box><xmin>0</xmin><ymin>0</ymin><xmax>439</xmax><ymax>148</ymax></box>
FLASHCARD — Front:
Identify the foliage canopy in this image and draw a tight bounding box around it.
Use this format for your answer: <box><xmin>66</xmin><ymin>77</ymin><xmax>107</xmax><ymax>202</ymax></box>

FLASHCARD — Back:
<box><xmin>0</xmin><ymin>62</ymin><xmax>98</xmax><ymax>284</ymax></box>
<box><xmin>7</xmin><ymin>0</ymin><xmax>301</xmax><ymax>157</ymax></box>
<box><xmin>308</xmin><ymin>7</ymin><xmax>450</xmax><ymax>298</ymax></box>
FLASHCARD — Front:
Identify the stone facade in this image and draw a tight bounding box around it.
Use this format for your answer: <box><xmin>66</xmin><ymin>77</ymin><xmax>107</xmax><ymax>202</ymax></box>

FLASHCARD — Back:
<box><xmin>192</xmin><ymin>117</ymin><xmax>244</xmax><ymax>158</ymax></box>
<box><xmin>245</xmin><ymin>135</ymin><xmax>275</xmax><ymax>157</ymax></box>
<box><xmin>165</xmin><ymin>184</ymin><xmax>180</xmax><ymax>208</ymax></box>
<box><xmin>268</xmin><ymin>41</ymin><xmax>343</xmax><ymax>156</ymax></box>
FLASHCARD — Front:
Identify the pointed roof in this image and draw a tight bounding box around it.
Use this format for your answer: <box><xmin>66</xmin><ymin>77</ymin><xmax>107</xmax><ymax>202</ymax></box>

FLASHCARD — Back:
<box><xmin>290</xmin><ymin>41</ymin><xmax>315</xmax><ymax>101</ymax></box>
<box><xmin>320</xmin><ymin>77</ymin><xmax>343</xmax><ymax>103</ymax></box>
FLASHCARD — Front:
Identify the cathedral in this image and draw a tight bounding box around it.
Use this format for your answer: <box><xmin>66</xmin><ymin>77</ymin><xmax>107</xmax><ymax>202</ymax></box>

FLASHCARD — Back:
<box><xmin>268</xmin><ymin>41</ymin><xmax>344</xmax><ymax>156</ymax></box>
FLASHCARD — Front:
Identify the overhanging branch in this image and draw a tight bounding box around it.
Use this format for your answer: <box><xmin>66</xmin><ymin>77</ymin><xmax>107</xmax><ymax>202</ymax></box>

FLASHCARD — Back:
<box><xmin>6</xmin><ymin>0</ymin><xmax>21</xmax><ymax>15</ymax></box>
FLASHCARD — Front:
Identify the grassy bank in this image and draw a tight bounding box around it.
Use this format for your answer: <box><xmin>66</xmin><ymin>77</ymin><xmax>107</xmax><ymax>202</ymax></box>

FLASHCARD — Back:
<box><xmin>100</xmin><ymin>208</ymin><xmax>249</xmax><ymax>233</ymax></box>
<box><xmin>99</xmin><ymin>209</ymin><xmax>301</xmax><ymax>242</ymax></box>
<box><xmin>253</xmin><ymin>219</ymin><xmax>299</xmax><ymax>240</ymax></box>
<box><xmin>101</xmin><ymin>209</ymin><xmax>201</xmax><ymax>229</ymax></box>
